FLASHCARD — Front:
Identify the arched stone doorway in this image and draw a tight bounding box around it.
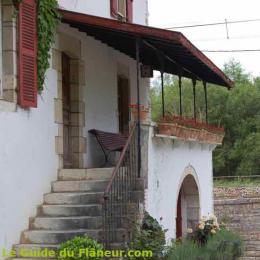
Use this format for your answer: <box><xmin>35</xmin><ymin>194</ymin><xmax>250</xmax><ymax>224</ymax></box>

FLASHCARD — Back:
<box><xmin>176</xmin><ymin>173</ymin><xmax>200</xmax><ymax>238</ymax></box>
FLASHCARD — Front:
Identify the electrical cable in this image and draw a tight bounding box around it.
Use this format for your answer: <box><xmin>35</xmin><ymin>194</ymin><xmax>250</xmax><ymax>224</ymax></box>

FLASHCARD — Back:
<box><xmin>165</xmin><ymin>18</ymin><xmax>260</xmax><ymax>30</ymax></box>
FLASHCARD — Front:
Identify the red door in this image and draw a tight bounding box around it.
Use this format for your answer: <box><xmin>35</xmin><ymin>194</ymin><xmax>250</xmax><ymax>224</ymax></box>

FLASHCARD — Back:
<box><xmin>176</xmin><ymin>190</ymin><xmax>182</xmax><ymax>238</ymax></box>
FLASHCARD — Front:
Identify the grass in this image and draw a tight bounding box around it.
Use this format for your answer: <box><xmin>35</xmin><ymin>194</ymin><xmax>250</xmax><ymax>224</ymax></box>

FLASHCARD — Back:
<box><xmin>214</xmin><ymin>178</ymin><xmax>260</xmax><ymax>188</ymax></box>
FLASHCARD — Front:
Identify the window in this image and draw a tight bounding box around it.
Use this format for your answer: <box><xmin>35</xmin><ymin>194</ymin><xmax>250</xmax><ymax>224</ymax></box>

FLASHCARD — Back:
<box><xmin>111</xmin><ymin>0</ymin><xmax>133</xmax><ymax>23</ymax></box>
<box><xmin>117</xmin><ymin>0</ymin><xmax>127</xmax><ymax>20</ymax></box>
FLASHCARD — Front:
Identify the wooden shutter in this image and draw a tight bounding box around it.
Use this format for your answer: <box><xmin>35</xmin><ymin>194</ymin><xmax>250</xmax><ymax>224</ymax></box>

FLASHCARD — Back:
<box><xmin>110</xmin><ymin>0</ymin><xmax>118</xmax><ymax>18</ymax></box>
<box><xmin>127</xmin><ymin>0</ymin><xmax>133</xmax><ymax>23</ymax></box>
<box><xmin>18</xmin><ymin>0</ymin><xmax>38</xmax><ymax>108</ymax></box>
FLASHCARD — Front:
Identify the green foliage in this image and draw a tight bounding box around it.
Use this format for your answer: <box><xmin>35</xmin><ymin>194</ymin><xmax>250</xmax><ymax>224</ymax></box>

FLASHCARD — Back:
<box><xmin>37</xmin><ymin>0</ymin><xmax>60</xmax><ymax>92</ymax></box>
<box><xmin>166</xmin><ymin>240</ymin><xmax>204</xmax><ymax>260</ymax></box>
<box><xmin>128</xmin><ymin>211</ymin><xmax>166</xmax><ymax>259</ymax></box>
<box><xmin>57</xmin><ymin>236</ymin><xmax>103</xmax><ymax>260</ymax></box>
<box><xmin>214</xmin><ymin>178</ymin><xmax>260</xmax><ymax>187</ymax></box>
<box><xmin>150</xmin><ymin>59</ymin><xmax>260</xmax><ymax>176</ymax></box>
<box><xmin>166</xmin><ymin>230</ymin><xmax>243</xmax><ymax>260</ymax></box>
<box><xmin>205</xmin><ymin>229</ymin><xmax>244</xmax><ymax>259</ymax></box>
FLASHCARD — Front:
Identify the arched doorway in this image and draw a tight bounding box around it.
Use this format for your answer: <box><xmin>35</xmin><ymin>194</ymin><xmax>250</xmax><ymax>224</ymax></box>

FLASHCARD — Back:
<box><xmin>176</xmin><ymin>174</ymin><xmax>200</xmax><ymax>238</ymax></box>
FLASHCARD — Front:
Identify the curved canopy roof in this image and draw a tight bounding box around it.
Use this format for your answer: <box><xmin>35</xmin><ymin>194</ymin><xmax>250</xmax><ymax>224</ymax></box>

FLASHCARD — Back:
<box><xmin>60</xmin><ymin>9</ymin><xmax>234</xmax><ymax>88</ymax></box>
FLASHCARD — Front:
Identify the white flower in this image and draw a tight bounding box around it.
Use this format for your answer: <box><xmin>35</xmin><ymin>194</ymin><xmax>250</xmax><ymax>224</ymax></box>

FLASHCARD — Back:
<box><xmin>211</xmin><ymin>229</ymin><xmax>217</xmax><ymax>234</ymax></box>
<box><xmin>213</xmin><ymin>221</ymin><xmax>220</xmax><ymax>229</ymax></box>
<box><xmin>198</xmin><ymin>223</ymin><xmax>205</xmax><ymax>230</ymax></box>
<box><xmin>187</xmin><ymin>228</ymin><xmax>193</xmax><ymax>234</ymax></box>
<box><xmin>209</xmin><ymin>214</ymin><xmax>217</xmax><ymax>222</ymax></box>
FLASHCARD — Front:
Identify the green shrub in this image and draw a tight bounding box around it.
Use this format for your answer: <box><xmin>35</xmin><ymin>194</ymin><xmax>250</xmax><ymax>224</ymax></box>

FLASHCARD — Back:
<box><xmin>166</xmin><ymin>229</ymin><xmax>244</xmax><ymax>260</ymax></box>
<box><xmin>57</xmin><ymin>236</ymin><xmax>103</xmax><ymax>260</ymax></box>
<box><xmin>128</xmin><ymin>211</ymin><xmax>166</xmax><ymax>259</ymax></box>
<box><xmin>165</xmin><ymin>240</ymin><xmax>205</xmax><ymax>260</ymax></box>
<box><xmin>206</xmin><ymin>229</ymin><xmax>244</xmax><ymax>259</ymax></box>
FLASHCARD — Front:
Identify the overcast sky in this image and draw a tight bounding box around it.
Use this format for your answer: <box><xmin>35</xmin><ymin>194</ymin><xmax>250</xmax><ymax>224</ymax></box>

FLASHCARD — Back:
<box><xmin>148</xmin><ymin>0</ymin><xmax>260</xmax><ymax>77</ymax></box>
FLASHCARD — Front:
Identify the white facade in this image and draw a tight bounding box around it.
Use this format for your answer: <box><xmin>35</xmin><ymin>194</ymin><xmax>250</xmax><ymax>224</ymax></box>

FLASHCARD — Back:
<box><xmin>146</xmin><ymin>129</ymin><xmax>215</xmax><ymax>241</ymax></box>
<box><xmin>0</xmin><ymin>78</ymin><xmax>59</xmax><ymax>253</ymax></box>
<box><xmin>0</xmin><ymin>2</ymin><xmax>149</xmax><ymax>252</ymax></box>
<box><xmin>0</xmin><ymin>0</ymin><xmax>217</xmax><ymax>256</ymax></box>
<box><xmin>58</xmin><ymin>0</ymin><xmax>149</xmax><ymax>25</ymax></box>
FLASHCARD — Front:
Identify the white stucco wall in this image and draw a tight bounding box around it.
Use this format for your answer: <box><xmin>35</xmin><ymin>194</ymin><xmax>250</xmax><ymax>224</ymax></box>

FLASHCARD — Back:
<box><xmin>146</xmin><ymin>127</ymin><xmax>215</xmax><ymax>242</ymax></box>
<box><xmin>0</xmin><ymin>71</ymin><xmax>59</xmax><ymax>253</ymax></box>
<box><xmin>58</xmin><ymin>0</ymin><xmax>148</xmax><ymax>25</ymax></box>
<box><xmin>58</xmin><ymin>23</ymin><xmax>149</xmax><ymax>167</ymax></box>
<box><xmin>0</xmin><ymin>21</ymin><xmax>150</xmax><ymax>254</ymax></box>
<box><xmin>82</xmin><ymin>34</ymin><xmax>149</xmax><ymax>167</ymax></box>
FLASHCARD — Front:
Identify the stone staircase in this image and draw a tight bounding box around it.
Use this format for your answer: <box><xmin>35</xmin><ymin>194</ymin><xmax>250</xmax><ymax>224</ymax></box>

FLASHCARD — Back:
<box><xmin>214</xmin><ymin>194</ymin><xmax>260</xmax><ymax>260</ymax></box>
<box><xmin>12</xmin><ymin>168</ymin><xmax>144</xmax><ymax>260</ymax></box>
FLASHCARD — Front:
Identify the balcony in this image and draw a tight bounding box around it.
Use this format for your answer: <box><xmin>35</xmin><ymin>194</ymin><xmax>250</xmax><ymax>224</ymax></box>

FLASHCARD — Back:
<box><xmin>156</xmin><ymin>115</ymin><xmax>225</xmax><ymax>145</ymax></box>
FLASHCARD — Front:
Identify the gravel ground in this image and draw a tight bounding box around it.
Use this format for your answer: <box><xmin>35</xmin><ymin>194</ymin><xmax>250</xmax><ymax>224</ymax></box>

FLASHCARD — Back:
<box><xmin>214</xmin><ymin>187</ymin><xmax>260</xmax><ymax>198</ymax></box>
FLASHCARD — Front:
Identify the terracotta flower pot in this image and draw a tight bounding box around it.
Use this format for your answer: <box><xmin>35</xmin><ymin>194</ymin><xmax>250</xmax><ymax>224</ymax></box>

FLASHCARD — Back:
<box><xmin>157</xmin><ymin>122</ymin><xmax>225</xmax><ymax>144</ymax></box>
<box><xmin>131</xmin><ymin>110</ymin><xmax>149</xmax><ymax>121</ymax></box>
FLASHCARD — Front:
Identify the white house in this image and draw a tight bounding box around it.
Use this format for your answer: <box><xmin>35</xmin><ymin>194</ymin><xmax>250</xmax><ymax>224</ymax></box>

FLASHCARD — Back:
<box><xmin>0</xmin><ymin>0</ymin><xmax>233</xmax><ymax>258</ymax></box>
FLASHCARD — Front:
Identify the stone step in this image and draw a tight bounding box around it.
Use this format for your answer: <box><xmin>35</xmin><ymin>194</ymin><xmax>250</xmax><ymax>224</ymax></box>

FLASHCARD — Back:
<box><xmin>37</xmin><ymin>204</ymin><xmax>102</xmax><ymax>217</ymax></box>
<box><xmin>21</xmin><ymin>229</ymin><xmax>127</xmax><ymax>244</ymax></box>
<box><xmin>13</xmin><ymin>244</ymin><xmax>58</xmax><ymax>258</ymax></box>
<box><xmin>52</xmin><ymin>180</ymin><xmax>109</xmax><ymax>192</ymax></box>
<box><xmin>44</xmin><ymin>191</ymin><xmax>144</xmax><ymax>205</ymax></box>
<box><xmin>29</xmin><ymin>216</ymin><xmax>102</xmax><ymax>230</ymax></box>
<box><xmin>58</xmin><ymin>168</ymin><xmax>114</xmax><ymax>181</ymax></box>
<box><xmin>44</xmin><ymin>192</ymin><xmax>103</xmax><ymax>205</ymax></box>
<box><xmin>52</xmin><ymin>179</ymin><xmax>144</xmax><ymax>193</ymax></box>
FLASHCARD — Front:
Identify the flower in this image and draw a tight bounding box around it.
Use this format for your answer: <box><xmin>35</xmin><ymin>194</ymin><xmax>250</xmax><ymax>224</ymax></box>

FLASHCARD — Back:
<box><xmin>211</xmin><ymin>229</ymin><xmax>216</xmax><ymax>234</ymax></box>
<box><xmin>199</xmin><ymin>220</ymin><xmax>205</xmax><ymax>225</ymax></box>
<box><xmin>213</xmin><ymin>221</ymin><xmax>220</xmax><ymax>230</ymax></box>
<box><xmin>209</xmin><ymin>214</ymin><xmax>217</xmax><ymax>222</ymax></box>
<box><xmin>198</xmin><ymin>223</ymin><xmax>205</xmax><ymax>230</ymax></box>
<box><xmin>187</xmin><ymin>228</ymin><xmax>193</xmax><ymax>234</ymax></box>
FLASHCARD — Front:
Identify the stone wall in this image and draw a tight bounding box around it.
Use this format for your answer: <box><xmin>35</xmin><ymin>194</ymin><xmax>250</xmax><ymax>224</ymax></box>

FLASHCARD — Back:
<box><xmin>1</xmin><ymin>0</ymin><xmax>17</xmax><ymax>110</ymax></box>
<box><xmin>214</xmin><ymin>188</ymin><xmax>260</xmax><ymax>259</ymax></box>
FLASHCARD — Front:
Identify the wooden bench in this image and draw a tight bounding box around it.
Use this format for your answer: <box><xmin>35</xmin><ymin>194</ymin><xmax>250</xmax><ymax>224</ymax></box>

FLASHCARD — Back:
<box><xmin>88</xmin><ymin>129</ymin><xmax>128</xmax><ymax>166</ymax></box>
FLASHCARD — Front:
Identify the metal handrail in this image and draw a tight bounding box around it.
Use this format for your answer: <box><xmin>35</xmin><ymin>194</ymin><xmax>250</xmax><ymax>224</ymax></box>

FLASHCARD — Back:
<box><xmin>104</xmin><ymin>122</ymin><xmax>137</xmax><ymax>197</ymax></box>
<box><xmin>102</xmin><ymin>122</ymin><xmax>138</xmax><ymax>248</ymax></box>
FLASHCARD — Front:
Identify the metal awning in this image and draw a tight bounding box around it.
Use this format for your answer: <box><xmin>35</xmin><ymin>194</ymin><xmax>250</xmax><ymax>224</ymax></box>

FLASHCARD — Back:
<box><xmin>60</xmin><ymin>9</ymin><xmax>234</xmax><ymax>88</ymax></box>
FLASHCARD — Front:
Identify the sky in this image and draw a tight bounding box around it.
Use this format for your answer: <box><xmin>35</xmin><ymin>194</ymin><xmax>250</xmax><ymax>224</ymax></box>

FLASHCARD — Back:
<box><xmin>148</xmin><ymin>0</ymin><xmax>260</xmax><ymax>77</ymax></box>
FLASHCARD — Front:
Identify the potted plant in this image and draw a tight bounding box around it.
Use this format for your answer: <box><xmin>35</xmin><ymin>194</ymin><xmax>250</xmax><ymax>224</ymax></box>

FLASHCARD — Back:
<box><xmin>129</xmin><ymin>104</ymin><xmax>149</xmax><ymax>122</ymax></box>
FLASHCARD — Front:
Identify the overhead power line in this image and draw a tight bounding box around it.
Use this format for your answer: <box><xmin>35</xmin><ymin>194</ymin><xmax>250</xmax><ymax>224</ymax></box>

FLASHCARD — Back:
<box><xmin>165</xmin><ymin>18</ymin><xmax>260</xmax><ymax>30</ymax></box>
<box><xmin>202</xmin><ymin>49</ymin><xmax>260</xmax><ymax>53</ymax></box>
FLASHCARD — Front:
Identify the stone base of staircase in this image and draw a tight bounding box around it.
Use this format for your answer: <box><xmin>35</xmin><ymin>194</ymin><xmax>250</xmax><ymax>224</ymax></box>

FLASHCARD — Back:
<box><xmin>11</xmin><ymin>168</ymin><xmax>144</xmax><ymax>260</ymax></box>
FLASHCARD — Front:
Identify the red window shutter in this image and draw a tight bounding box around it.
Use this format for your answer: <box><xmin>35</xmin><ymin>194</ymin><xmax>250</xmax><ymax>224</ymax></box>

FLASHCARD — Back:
<box><xmin>127</xmin><ymin>0</ymin><xmax>133</xmax><ymax>23</ymax></box>
<box><xmin>110</xmin><ymin>0</ymin><xmax>118</xmax><ymax>18</ymax></box>
<box><xmin>18</xmin><ymin>0</ymin><xmax>38</xmax><ymax>108</ymax></box>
